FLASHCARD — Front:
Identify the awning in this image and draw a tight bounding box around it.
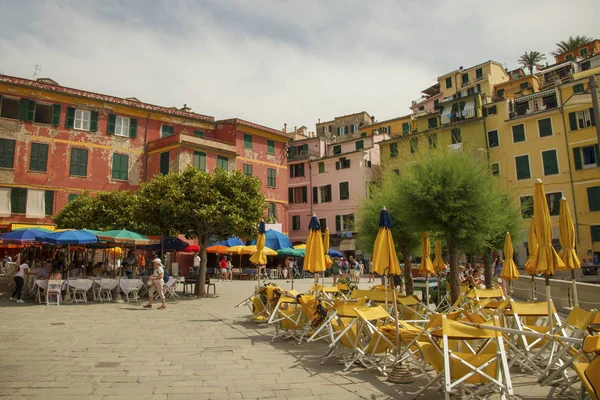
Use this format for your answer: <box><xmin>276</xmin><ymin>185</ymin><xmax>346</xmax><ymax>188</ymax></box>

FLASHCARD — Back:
<box><xmin>339</xmin><ymin>239</ymin><xmax>356</xmax><ymax>251</ymax></box>
<box><xmin>563</xmin><ymin>93</ymin><xmax>600</xmax><ymax>109</ymax></box>
<box><xmin>515</xmin><ymin>89</ymin><xmax>556</xmax><ymax>103</ymax></box>
<box><xmin>11</xmin><ymin>223</ymin><xmax>55</xmax><ymax>231</ymax></box>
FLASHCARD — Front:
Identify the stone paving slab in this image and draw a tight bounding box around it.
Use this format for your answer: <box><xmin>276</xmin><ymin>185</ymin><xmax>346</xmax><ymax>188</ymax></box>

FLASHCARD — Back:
<box><xmin>0</xmin><ymin>277</ymin><xmax>564</xmax><ymax>399</ymax></box>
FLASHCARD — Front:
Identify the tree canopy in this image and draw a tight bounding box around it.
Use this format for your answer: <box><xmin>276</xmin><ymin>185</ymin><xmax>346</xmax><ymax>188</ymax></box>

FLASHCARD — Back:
<box><xmin>518</xmin><ymin>51</ymin><xmax>546</xmax><ymax>75</ymax></box>
<box><xmin>552</xmin><ymin>35</ymin><xmax>594</xmax><ymax>56</ymax></box>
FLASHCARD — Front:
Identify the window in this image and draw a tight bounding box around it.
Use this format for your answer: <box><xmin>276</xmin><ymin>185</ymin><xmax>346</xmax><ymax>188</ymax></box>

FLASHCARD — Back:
<box><xmin>360</xmin><ymin>132</ymin><xmax>367</xmax><ymax>138</ymax></box>
<box><xmin>427</xmin><ymin>117</ymin><xmax>438</xmax><ymax>129</ymax></box>
<box><xmin>402</xmin><ymin>122</ymin><xmax>410</xmax><ymax>134</ymax></box>
<box><xmin>580</xmin><ymin>47</ymin><xmax>588</xmax><ymax>57</ymax></box>
<box><xmin>515</xmin><ymin>155</ymin><xmax>531</xmax><ymax>180</ymax></box>
<box><xmin>419</xmin><ymin>105</ymin><xmax>425</xmax><ymax>111</ymax></box>
<box><xmin>336</xmin><ymin>214</ymin><xmax>354</xmax><ymax>232</ymax></box>
<box><xmin>546</xmin><ymin>192</ymin><xmax>562</xmax><ymax>216</ymax></box>
<box><xmin>570</xmin><ymin>109</ymin><xmax>595</xmax><ymax>130</ymax></box>
<box><xmin>433</xmin><ymin>99</ymin><xmax>439</xmax><ymax>110</ymax></box>
<box><xmin>491</xmin><ymin>163</ymin><xmax>500</xmax><ymax>176</ymax></box>
<box><xmin>267</xmin><ymin>140</ymin><xmax>275</xmax><ymax>154</ymax></box>
<box><xmin>313</xmin><ymin>185</ymin><xmax>332</xmax><ymax>204</ymax></box>
<box><xmin>242</xmin><ymin>163</ymin><xmax>252</xmax><ymax>176</ymax></box>
<box><xmin>45</xmin><ymin>190</ymin><xmax>54</xmax><ymax>216</ymax></box>
<box><xmin>194</xmin><ymin>130</ymin><xmax>205</xmax><ymax>138</ymax></box>
<box><xmin>217</xmin><ymin>156</ymin><xmax>228</xmax><ymax>170</ymax></box>
<box><xmin>319</xmin><ymin>218</ymin><xmax>327</xmax><ymax>232</ymax></box>
<box><xmin>114</xmin><ymin>116</ymin><xmax>130</xmax><ymax>137</ymax></box>
<box><xmin>496</xmin><ymin>89</ymin><xmax>505</xmax><ymax>99</ymax></box>
<box><xmin>581</xmin><ymin>61</ymin><xmax>591</xmax><ymax>71</ymax></box>
<box><xmin>462</xmin><ymin>73</ymin><xmax>469</xmax><ymax>84</ymax></box>
<box><xmin>160</xmin><ymin>152</ymin><xmax>169</xmax><ymax>175</ymax></box>
<box><xmin>267</xmin><ymin>168</ymin><xmax>276</xmax><ymax>187</ymax></box>
<box><xmin>292</xmin><ymin>216</ymin><xmax>301</xmax><ymax>231</ymax></box>
<box><xmin>318</xmin><ymin>162</ymin><xmax>325</xmax><ymax>173</ymax></box>
<box><xmin>289</xmin><ymin>163</ymin><xmax>305</xmax><ymax>178</ymax></box>
<box><xmin>445</xmin><ymin>77</ymin><xmax>452</xmax><ymax>89</ymax></box>
<box><xmin>112</xmin><ymin>153</ymin><xmax>129</xmax><ymax>180</ymax></box>
<box><xmin>451</xmin><ymin>128</ymin><xmax>462</xmax><ymax>144</ymax></box>
<box><xmin>573</xmin><ymin>144</ymin><xmax>599</xmax><ymax>170</ymax></box>
<box><xmin>390</xmin><ymin>143</ymin><xmax>398</xmax><ymax>157</ymax></box>
<box><xmin>538</xmin><ymin>118</ymin><xmax>553</xmax><ymax>137</ymax></box>
<box><xmin>267</xmin><ymin>203</ymin><xmax>277</xmax><ymax>220</ymax></box>
<box><xmin>573</xmin><ymin>83</ymin><xmax>585</xmax><ymax>94</ymax></box>
<box><xmin>69</xmin><ymin>148</ymin><xmax>88</xmax><ymax>177</ymax></box>
<box><xmin>244</xmin><ymin>134</ymin><xmax>252</xmax><ymax>149</ymax></box>
<box><xmin>475</xmin><ymin>68</ymin><xmax>483</xmax><ymax>79</ymax></box>
<box><xmin>520</xmin><ymin>196</ymin><xmax>533</xmax><ymax>219</ymax></box>
<box><xmin>587</xmin><ymin>186</ymin><xmax>600</xmax><ymax>212</ymax></box>
<box><xmin>11</xmin><ymin>188</ymin><xmax>27</xmax><ymax>214</ymax></box>
<box><xmin>33</xmin><ymin>103</ymin><xmax>52</xmax><ymax>125</ymax></box>
<box><xmin>592</xmin><ymin>226</ymin><xmax>600</xmax><ymax>242</ymax></box>
<box><xmin>484</xmin><ymin>105</ymin><xmax>497</xmax><ymax>116</ymax></box>
<box><xmin>355</xmin><ymin>140</ymin><xmax>364</xmax><ymax>151</ymax></box>
<box><xmin>512</xmin><ymin>124</ymin><xmax>526</xmax><ymax>143</ymax></box>
<box><xmin>542</xmin><ymin>149</ymin><xmax>559</xmax><ymax>176</ymax></box>
<box><xmin>288</xmin><ymin>186</ymin><xmax>307</xmax><ymax>204</ymax></box>
<box><xmin>0</xmin><ymin>97</ymin><xmax>20</xmax><ymax>119</ymax></box>
<box><xmin>161</xmin><ymin>125</ymin><xmax>174</xmax><ymax>138</ymax></box>
<box><xmin>428</xmin><ymin>134</ymin><xmax>438</xmax><ymax>149</ymax></box>
<box><xmin>333</xmin><ymin>145</ymin><xmax>341</xmax><ymax>155</ymax></box>
<box><xmin>74</xmin><ymin>109</ymin><xmax>91</xmax><ymax>131</ymax></box>
<box><xmin>68</xmin><ymin>194</ymin><xmax>78</xmax><ymax>202</ymax></box>
<box><xmin>565</xmin><ymin>53</ymin><xmax>573</xmax><ymax>61</ymax></box>
<box><xmin>336</xmin><ymin>157</ymin><xmax>350</xmax><ymax>170</ymax></box>
<box><xmin>0</xmin><ymin>138</ymin><xmax>16</xmax><ymax>169</ymax></box>
<box><xmin>194</xmin><ymin>151</ymin><xmax>206</xmax><ymax>172</ymax></box>
<box><xmin>410</xmin><ymin>138</ymin><xmax>418</xmax><ymax>153</ymax></box>
<box><xmin>29</xmin><ymin>142</ymin><xmax>49</xmax><ymax>172</ymax></box>
<box><xmin>339</xmin><ymin>181</ymin><xmax>349</xmax><ymax>200</ymax></box>
<box><xmin>520</xmin><ymin>82</ymin><xmax>529</xmax><ymax>90</ymax></box>
<box><xmin>487</xmin><ymin>130</ymin><xmax>499</xmax><ymax>148</ymax></box>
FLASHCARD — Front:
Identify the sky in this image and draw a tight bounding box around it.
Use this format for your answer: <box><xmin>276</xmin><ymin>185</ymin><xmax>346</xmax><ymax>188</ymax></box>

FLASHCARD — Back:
<box><xmin>0</xmin><ymin>0</ymin><xmax>599</xmax><ymax>131</ymax></box>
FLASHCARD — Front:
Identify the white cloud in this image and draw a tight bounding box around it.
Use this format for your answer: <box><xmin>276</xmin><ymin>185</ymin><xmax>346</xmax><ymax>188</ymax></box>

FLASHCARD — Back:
<box><xmin>0</xmin><ymin>0</ymin><xmax>598</xmax><ymax>130</ymax></box>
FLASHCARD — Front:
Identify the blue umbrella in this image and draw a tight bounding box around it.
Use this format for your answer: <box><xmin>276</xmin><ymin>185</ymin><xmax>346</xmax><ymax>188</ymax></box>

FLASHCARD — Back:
<box><xmin>1</xmin><ymin>228</ymin><xmax>48</xmax><ymax>243</ymax></box>
<box><xmin>40</xmin><ymin>230</ymin><xmax>98</xmax><ymax>245</ymax></box>
<box><xmin>328</xmin><ymin>249</ymin><xmax>343</xmax><ymax>257</ymax></box>
<box><xmin>265</xmin><ymin>230</ymin><xmax>293</xmax><ymax>250</ymax></box>
<box><xmin>146</xmin><ymin>237</ymin><xmax>189</xmax><ymax>252</ymax></box>
<box><xmin>212</xmin><ymin>237</ymin><xmax>245</xmax><ymax>247</ymax></box>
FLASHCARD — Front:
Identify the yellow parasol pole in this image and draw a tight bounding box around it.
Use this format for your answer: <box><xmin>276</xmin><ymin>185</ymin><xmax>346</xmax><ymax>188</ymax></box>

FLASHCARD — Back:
<box><xmin>524</xmin><ymin>217</ymin><xmax>538</xmax><ymax>302</ymax></box>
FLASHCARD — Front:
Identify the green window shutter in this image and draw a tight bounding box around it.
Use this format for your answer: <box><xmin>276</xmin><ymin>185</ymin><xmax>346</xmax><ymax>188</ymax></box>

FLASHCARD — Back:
<box><xmin>573</xmin><ymin>84</ymin><xmax>584</xmax><ymax>93</ymax></box>
<box><xmin>318</xmin><ymin>162</ymin><xmax>325</xmax><ymax>173</ymax></box>
<box><xmin>217</xmin><ymin>156</ymin><xmax>228</xmax><ymax>170</ymax></box>
<box><xmin>402</xmin><ymin>122</ymin><xmax>409</xmax><ymax>134</ymax></box>
<box><xmin>26</xmin><ymin>100</ymin><xmax>35</xmax><ymax>122</ymax></box>
<box><xmin>569</xmin><ymin>112</ymin><xmax>577</xmax><ymax>131</ymax></box>
<box><xmin>390</xmin><ymin>143</ymin><xmax>398</xmax><ymax>157</ymax></box>
<box><xmin>29</xmin><ymin>142</ymin><xmax>49</xmax><ymax>172</ymax></box>
<box><xmin>51</xmin><ymin>104</ymin><xmax>61</xmax><ymax>126</ymax></box>
<box><xmin>587</xmin><ymin>187</ymin><xmax>600</xmax><ymax>212</ymax></box>
<box><xmin>595</xmin><ymin>144</ymin><xmax>600</xmax><ymax>161</ymax></box>
<box><xmin>590</xmin><ymin>108</ymin><xmax>596</xmax><ymax>127</ymax></box>
<box><xmin>325</xmin><ymin>184</ymin><xmax>332</xmax><ymax>202</ymax></box>
<box><xmin>542</xmin><ymin>150</ymin><xmax>559</xmax><ymax>175</ymax></box>
<box><xmin>302</xmin><ymin>186</ymin><xmax>307</xmax><ymax>203</ymax></box>
<box><xmin>267</xmin><ymin>140</ymin><xmax>275</xmax><ymax>154</ymax></box>
<box><xmin>244</xmin><ymin>134</ymin><xmax>252</xmax><ymax>149</ymax></box>
<box><xmin>487</xmin><ymin>130</ymin><xmax>499</xmax><ymax>148</ymax></box>
<box><xmin>194</xmin><ymin>130</ymin><xmax>205</xmax><ymax>138</ymax></box>
<box><xmin>70</xmin><ymin>148</ymin><xmax>88</xmax><ymax>176</ymax></box>
<box><xmin>129</xmin><ymin>118</ymin><xmax>138</xmax><ymax>138</ymax></box>
<box><xmin>387</xmin><ymin>125</ymin><xmax>391</xmax><ymax>134</ymax></box>
<box><xmin>512</xmin><ymin>124</ymin><xmax>525</xmax><ymax>142</ymax></box>
<box><xmin>313</xmin><ymin>187</ymin><xmax>318</xmax><ymax>204</ymax></box>
<box><xmin>336</xmin><ymin>215</ymin><xmax>341</xmax><ymax>232</ymax></box>
<box><xmin>573</xmin><ymin>147</ymin><xmax>583</xmax><ymax>170</ymax></box>
<box><xmin>18</xmin><ymin>98</ymin><xmax>29</xmax><ymax>121</ymax></box>
<box><xmin>515</xmin><ymin>155</ymin><xmax>531</xmax><ymax>180</ymax></box>
<box><xmin>302</xmin><ymin>144</ymin><xmax>308</xmax><ymax>153</ymax></box>
<box><xmin>538</xmin><ymin>118</ymin><xmax>553</xmax><ymax>137</ymax></box>
<box><xmin>335</xmin><ymin>161</ymin><xmax>340</xmax><ymax>170</ymax></box>
<box><xmin>361</xmin><ymin>132</ymin><xmax>367</xmax><ymax>138</ymax></box>
<box><xmin>592</xmin><ymin>226</ymin><xmax>600</xmax><ymax>241</ymax></box>
<box><xmin>107</xmin><ymin>114</ymin><xmax>116</xmax><ymax>135</ymax></box>
<box><xmin>0</xmin><ymin>139</ymin><xmax>16</xmax><ymax>168</ymax></box>
<box><xmin>10</xmin><ymin>188</ymin><xmax>27</xmax><ymax>214</ymax></box>
<box><xmin>66</xmin><ymin>107</ymin><xmax>75</xmax><ymax>128</ymax></box>
<box><xmin>90</xmin><ymin>111</ymin><xmax>98</xmax><ymax>132</ymax></box>
<box><xmin>288</xmin><ymin>188</ymin><xmax>294</xmax><ymax>203</ymax></box>
<box><xmin>355</xmin><ymin>140</ymin><xmax>364</xmax><ymax>151</ymax></box>
<box><xmin>160</xmin><ymin>152</ymin><xmax>169</xmax><ymax>175</ymax></box>
<box><xmin>68</xmin><ymin>194</ymin><xmax>78</xmax><ymax>202</ymax></box>
<box><xmin>345</xmin><ymin>126</ymin><xmax>349</xmax><ymax>135</ymax></box>
<box><xmin>44</xmin><ymin>190</ymin><xmax>54</xmax><ymax>216</ymax></box>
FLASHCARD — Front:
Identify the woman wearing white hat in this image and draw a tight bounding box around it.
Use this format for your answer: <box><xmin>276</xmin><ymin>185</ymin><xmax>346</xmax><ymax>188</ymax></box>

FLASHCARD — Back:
<box><xmin>144</xmin><ymin>258</ymin><xmax>166</xmax><ymax>309</ymax></box>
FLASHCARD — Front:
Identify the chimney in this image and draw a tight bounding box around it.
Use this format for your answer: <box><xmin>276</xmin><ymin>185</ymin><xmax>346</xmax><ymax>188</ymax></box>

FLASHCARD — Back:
<box><xmin>283</xmin><ymin>123</ymin><xmax>287</xmax><ymax>133</ymax></box>
<box><xmin>318</xmin><ymin>118</ymin><xmax>321</xmax><ymax>123</ymax></box>
<box><xmin>294</xmin><ymin>126</ymin><xmax>297</xmax><ymax>133</ymax></box>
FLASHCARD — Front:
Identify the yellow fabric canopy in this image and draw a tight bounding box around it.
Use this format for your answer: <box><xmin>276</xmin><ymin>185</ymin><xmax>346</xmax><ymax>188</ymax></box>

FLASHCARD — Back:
<box><xmin>531</xmin><ymin>180</ymin><xmax>565</xmax><ymax>275</ymax></box>
<box><xmin>246</xmin><ymin>245</ymin><xmax>277</xmax><ymax>256</ymax></box>
<box><xmin>249</xmin><ymin>230</ymin><xmax>267</xmax><ymax>265</ymax></box>
<box><xmin>303</xmin><ymin>217</ymin><xmax>326</xmax><ymax>273</ymax></box>
<box><xmin>558</xmin><ymin>198</ymin><xmax>580</xmax><ymax>271</ymax></box>
<box><xmin>432</xmin><ymin>239</ymin><xmax>446</xmax><ymax>273</ymax></box>
<box><xmin>372</xmin><ymin>227</ymin><xmax>401</xmax><ymax>276</ymax></box>
<box><xmin>293</xmin><ymin>244</ymin><xmax>306</xmax><ymax>249</ymax></box>
<box><xmin>324</xmin><ymin>228</ymin><xmax>333</xmax><ymax>268</ymax></box>
<box><xmin>419</xmin><ymin>232</ymin><xmax>435</xmax><ymax>277</ymax></box>
<box><xmin>500</xmin><ymin>232</ymin><xmax>519</xmax><ymax>281</ymax></box>
<box><xmin>524</xmin><ymin>217</ymin><xmax>538</xmax><ymax>275</ymax></box>
<box><xmin>227</xmin><ymin>245</ymin><xmax>246</xmax><ymax>255</ymax></box>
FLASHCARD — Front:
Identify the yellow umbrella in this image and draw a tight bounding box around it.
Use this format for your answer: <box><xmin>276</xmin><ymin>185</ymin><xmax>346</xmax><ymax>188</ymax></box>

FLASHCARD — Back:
<box><xmin>294</xmin><ymin>244</ymin><xmax>306</xmax><ymax>250</ymax></box>
<box><xmin>303</xmin><ymin>214</ymin><xmax>326</xmax><ymax>294</ymax></box>
<box><xmin>372</xmin><ymin>207</ymin><xmax>401</xmax><ymax>313</ymax></box>
<box><xmin>324</xmin><ymin>228</ymin><xmax>333</xmax><ymax>269</ymax></box>
<box><xmin>432</xmin><ymin>239</ymin><xmax>446</xmax><ymax>273</ymax></box>
<box><xmin>250</xmin><ymin>221</ymin><xmax>267</xmax><ymax>287</ymax></box>
<box><xmin>500</xmin><ymin>232</ymin><xmax>519</xmax><ymax>294</ymax></box>
<box><xmin>242</xmin><ymin>245</ymin><xmax>277</xmax><ymax>256</ymax></box>
<box><xmin>524</xmin><ymin>217</ymin><xmax>538</xmax><ymax>301</ymax></box>
<box><xmin>531</xmin><ymin>179</ymin><xmax>565</xmax><ymax>328</ymax></box>
<box><xmin>558</xmin><ymin>197</ymin><xmax>581</xmax><ymax>306</ymax></box>
<box><xmin>419</xmin><ymin>232</ymin><xmax>435</xmax><ymax>307</ymax></box>
<box><xmin>227</xmin><ymin>245</ymin><xmax>245</xmax><ymax>255</ymax></box>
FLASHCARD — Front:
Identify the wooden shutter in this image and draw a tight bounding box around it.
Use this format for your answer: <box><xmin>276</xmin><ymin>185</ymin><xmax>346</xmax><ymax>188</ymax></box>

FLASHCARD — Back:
<box><xmin>90</xmin><ymin>111</ymin><xmax>98</xmax><ymax>132</ymax></box>
<box><xmin>596</xmin><ymin>144</ymin><xmax>600</xmax><ymax>161</ymax></box>
<box><xmin>569</xmin><ymin>112</ymin><xmax>577</xmax><ymax>131</ymax></box>
<box><xmin>129</xmin><ymin>118</ymin><xmax>138</xmax><ymax>138</ymax></box>
<box><xmin>388</xmin><ymin>125</ymin><xmax>391</xmax><ymax>134</ymax></box>
<box><xmin>542</xmin><ymin>151</ymin><xmax>558</xmax><ymax>175</ymax></box>
<box><xmin>587</xmin><ymin>187</ymin><xmax>600</xmax><ymax>212</ymax></box>
<box><xmin>590</xmin><ymin>108</ymin><xmax>596</xmax><ymax>127</ymax></box>
<box><xmin>66</xmin><ymin>107</ymin><xmax>75</xmax><ymax>128</ymax></box>
<box><xmin>302</xmin><ymin>186</ymin><xmax>307</xmax><ymax>203</ymax></box>
<box><xmin>336</xmin><ymin>215</ymin><xmax>341</xmax><ymax>232</ymax></box>
<box><xmin>302</xmin><ymin>144</ymin><xmax>308</xmax><ymax>153</ymax></box>
<box><xmin>573</xmin><ymin>147</ymin><xmax>582</xmax><ymax>170</ymax></box>
<box><xmin>299</xmin><ymin>163</ymin><xmax>304</xmax><ymax>176</ymax></box>
<box><xmin>345</xmin><ymin>126</ymin><xmax>349</xmax><ymax>135</ymax></box>
<box><xmin>313</xmin><ymin>187</ymin><xmax>318</xmax><ymax>204</ymax></box>
<box><xmin>288</xmin><ymin>188</ymin><xmax>294</xmax><ymax>203</ymax></box>
<box><xmin>335</xmin><ymin>161</ymin><xmax>340</xmax><ymax>170</ymax></box>
<box><xmin>44</xmin><ymin>191</ymin><xmax>54</xmax><ymax>216</ymax></box>
<box><xmin>18</xmin><ymin>99</ymin><xmax>29</xmax><ymax>121</ymax></box>
<box><xmin>326</xmin><ymin>185</ymin><xmax>332</xmax><ymax>202</ymax></box>
<box><xmin>51</xmin><ymin>104</ymin><xmax>61</xmax><ymax>126</ymax></box>
<box><xmin>107</xmin><ymin>114</ymin><xmax>116</xmax><ymax>135</ymax></box>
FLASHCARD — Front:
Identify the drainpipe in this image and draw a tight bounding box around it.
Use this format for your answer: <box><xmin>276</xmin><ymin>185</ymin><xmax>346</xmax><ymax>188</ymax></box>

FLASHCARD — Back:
<box><xmin>308</xmin><ymin>162</ymin><xmax>313</xmax><ymax>215</ymax></box>
<box><xmin>176</xmin><ymin>141</ymin><xmax>182</xmax><ymax>172</ymax></box>
<box><xmin>590</xmin><ymin>76</ymin><xmax>600</xmax><ymax>148</ymax></box>
<box><xmin>482</xmin><ymin>117</ymin><xmax>491</xmax><ymax>166</ymax></box>
<box><xmin>143</xmin><ymin>113</ymin><xmax>151</xmax><ymax>182</ymax></box>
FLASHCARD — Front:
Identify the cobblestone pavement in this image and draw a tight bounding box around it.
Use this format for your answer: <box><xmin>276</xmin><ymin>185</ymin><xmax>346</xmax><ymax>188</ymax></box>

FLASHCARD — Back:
<box><xmin>0</xmin><ymin>277</ymin><xmax>559</xmax><ymax>399</ymax></box>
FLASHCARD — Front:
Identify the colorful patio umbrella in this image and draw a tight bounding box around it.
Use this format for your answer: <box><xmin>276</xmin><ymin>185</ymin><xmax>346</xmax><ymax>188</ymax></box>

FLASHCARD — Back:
<box><xmin>531</xmin><ymin>179</ymin><xmax>565</xmax><ymax>329</ymax></box>
<box><xmin>206</xmin><ymin>245</ymin><xmax>230</xmax><ymax>254</ymax></box>
<box><xmin>97</xmin><ymin>229</ymin><xmax>151</xmax><ymax>245</ymax></box>
<box><xmin>184</xmin><ymin>244</ymin><xmax>200</xmax><ymax>253</ymax></box>
<box><xmin>431</xmin><ymin>238</ymin><xmax>446</xmax><ymax>306</ymax></box>
<box><xmin>500</xmin><ymin>232</ymin><xmax>519</xmax><ymax>294</ymax></box>
<box><xmin>146</xmin><ymin>237</ymin><xmax>189</xmax><ymax>252</ymax></box>
<box><xmin>227</xmin><ymin>245</ymin><xmax>246</xmax><ymax>255</ymax></box>
<box><xmin>419</xmin><ymin>232</ymin><xmax>435</xmax><ymax>308</ymax></box>
<box><xmin>293</xmin><ymin>244</ymin><xmax>306</xmax><ymax>250</ymax></box>
<box><xmin>558</xmin><ymin>197</ymin><xmax>581</xmax><ymax>307</ymax></box>
<box><xmin>277</xmin><ymin>248</ymin><xmax>303</xmax><ymax>257</ymax></box>
<box><xmin>265</xmin><ymin>230</ymin><xmax>293</xmax><ymax>250</ymax></box>
<box><xmin>243</xmin><ymin>245</ymin><xmax>277</xmax><ymax>256</ymax></box>
<box><xmin>323</xmin><ymin>228</ymin><xmax>333</xmax><ymax>269</ymax></box>
<box><xmin>212</xmin><ymin>237</ymin><xmax>245</xmax><ymax>247</ymax></box>
<box><xmin>303</xmin><ymin>215</ymin><xmax>326</xmax><ymax>294</ymax></box>
<box><xmin>1</xmin><ymin>228</ymin><xmax>48</xmax><ymax>243</ymax></box>
<box><xmin>250</xmin><ymin>221</ymin><xmax>267</xmax><ymax>288</ymax></box>
<box><xmin>12</xmin><ymin>227</ymin><xmax>54</xmax><ymax>233</ymax></box>
<box><xmin>524</xmin><ymin>217</ymin><xmax>538</xmax><ymax>301</ymax></box>
<box><xmin>328</xmin><ymin>249</ymin><xmax>343</xmax><ymax>257</ymax></box>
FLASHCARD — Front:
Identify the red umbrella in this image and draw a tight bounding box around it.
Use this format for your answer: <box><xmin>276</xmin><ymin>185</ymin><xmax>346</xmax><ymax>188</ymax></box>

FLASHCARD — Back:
<box><xmin>184</xmin><ymin>244</ymin><xmax>200</xmax><ymax>252</ymax></box>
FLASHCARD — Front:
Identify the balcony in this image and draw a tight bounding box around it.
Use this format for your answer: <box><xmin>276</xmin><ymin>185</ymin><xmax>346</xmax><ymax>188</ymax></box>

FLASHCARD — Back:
<box><xmin>147</xmin><ymin>133</ymin><xmax>237</xmax><ymax>155</ymax></box>
<box><xmin>440</xmin><ymin>108</ymin><xmax>476</xmax><ymax>125</ymax></box>
<box><xmin>441</xmin><ymin>86</ymin><xmax>481</xmax><ymax>103</ymax></box>
<box><xmin>461</xmin><ymin>74</ymin><xmax>489</xmax><ymax>88</ymax></box>
<box><xmin>509</xmin><ymin>89</ymin><xmax>558</xmax><ymax>119</ymax></box>
<box><xmin>287</xmin><ymin>148</ymin><xmax>320</xmax><ymax>161</ymax></box>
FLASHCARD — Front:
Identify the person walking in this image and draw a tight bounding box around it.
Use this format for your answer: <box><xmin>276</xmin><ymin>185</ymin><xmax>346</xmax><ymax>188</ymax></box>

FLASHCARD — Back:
<box><xmin>367</xmin><ymin>258</ymin><xmax>375</xmax><ymax>283</ymax></box>
<box><xmin>193</xmin><ymin>252</ymin><xmax>201</xmax><ymax>275</ymax></box>
<box><xmin>226</xmin><ymin>257</ymin><xmax>233</xmax><ymax>281</ymax></box>
<box><xmin>218</xmin><ymin>256</ymin><xmax>227</xmax><ymax>281</ymax></box>
<box><xmin>144</xmin><ymin>258</ymin><xmax>166</xmax><ymax>309</ymax></box>
<box><xmin>10</xmin><ymin>258</ymin><xmax>34</xmax><ymax>303</ymax></box>
<box><xmin>340</xmin><ymin>257</ymin><xmax>349</xmax><ymax>279</ymax></box>
<box><xmin>331</xmin><ymin>257</ymin><xmax>340</xmax><ymax>284</ymax></box>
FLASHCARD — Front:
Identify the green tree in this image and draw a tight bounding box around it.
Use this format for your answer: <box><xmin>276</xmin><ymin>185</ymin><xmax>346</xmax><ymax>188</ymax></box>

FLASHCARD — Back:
<box><xmin>518</xmin><ymin>51</ymin><xmax>546</xmax><ymax>75</ymax></box>
<box><xmin>395</xmin><ymin>150</ymin><xmax>521</xmax><ymax>303</ymax></box>
<box><xmin>552</xmin><ymin>35</ymin><xmax>594</xmax><ymax>56</ymax></box>
<box><xmin>53</xmin><ymin>191</ymin><xmax>96</xmax><ymax>229</ymax></box>
<box><xmin>135</xmin><ymin>167</ymin><xmax>265</xmax><ymax>295</ymax></box>
<box><xmin>357</xmin><ymin>172</ymin><xmax>420</xmax><ymax>294</ymax></box>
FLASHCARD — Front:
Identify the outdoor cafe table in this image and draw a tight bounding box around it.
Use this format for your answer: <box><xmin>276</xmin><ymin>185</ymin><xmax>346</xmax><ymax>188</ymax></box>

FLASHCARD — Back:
<box><xmin>34</xmin><ymin>279</ymin><xmax>67</xmax><ymax>291</ymax></box>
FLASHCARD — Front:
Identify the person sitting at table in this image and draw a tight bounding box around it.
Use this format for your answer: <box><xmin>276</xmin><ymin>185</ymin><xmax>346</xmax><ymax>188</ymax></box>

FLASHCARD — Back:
<box><xmin>122</xmin><ymin>261</ymin><xmax>132</xmax><ymax>278</ymax></box>
<box><xmin>467</xmin><ymin>268</ymin><xmax>485</xmax><ymax>289</ymax></box>
<box><xmin>37</xmin><ymin>261</ymin><xmax>51</xmax><ymax>279</ymax></box>
<box><xmin>92</xmin><ymin>262</ymin><xmax>104</xmax><ymax>277</ymax></box>
<box><xmin>49</xmin><ymin>264</ymin><xmax>63</xmax><ymax>280</ymax></box>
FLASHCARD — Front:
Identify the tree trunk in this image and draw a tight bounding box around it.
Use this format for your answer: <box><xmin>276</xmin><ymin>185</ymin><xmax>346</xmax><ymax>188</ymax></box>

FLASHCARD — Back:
<box><xmin>195</xmin><ymin>233</ymin><xmax>209</xmax><ymax>296</ymax></box>
<box><xmin>483</xmin><ymin>250</ymin><xmax>493</xmax><ymax>289</ymax></box>
<box><xmin>400</xmin><ymin>241</ymin><xmax>413</xmax><ymax>295</ymax></box>
<box><xmin>448</xmin><ymin>239</ymin><xmax>460</xmax><ymax>305</ymax></box>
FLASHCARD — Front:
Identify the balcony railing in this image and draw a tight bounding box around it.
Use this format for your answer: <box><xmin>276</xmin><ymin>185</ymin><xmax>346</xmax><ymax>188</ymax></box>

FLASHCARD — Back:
<box><xmin>441</xmin><ymin>108</ymin><xmax>476</xmax><ymax>125</ymax></box>
<box><xmin>510</xmin><ymin>90</ymin><xmax>558</xmax><ymax>119</ymax></box>
<box><xmin>461</xmin><ymin>74</ymin><xmax>489</xmax><ymax>88</ymax></box>
<box><xmin>288</xmin><ymin>148</ymin><xmax>320</xmax><ymax>161</ymax></box>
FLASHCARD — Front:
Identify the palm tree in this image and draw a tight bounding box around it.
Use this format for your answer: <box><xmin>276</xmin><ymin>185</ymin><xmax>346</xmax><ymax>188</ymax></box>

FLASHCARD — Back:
<box><xmin>552</xmin><ymin>35</ymin><xmax>594</xmax><ymax>56</ymax></box>
<box><xmin>518</xmin><ymin>51</ymin><xmax>546</xmax><ymax>75</ymax></box>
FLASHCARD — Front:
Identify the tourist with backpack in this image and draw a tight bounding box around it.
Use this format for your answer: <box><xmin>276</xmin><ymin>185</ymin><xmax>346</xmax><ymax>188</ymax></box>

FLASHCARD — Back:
<box><xmin>144</xmin><ymin>258</ymin><xmax>166</xmax><ymax>309</ymax></box>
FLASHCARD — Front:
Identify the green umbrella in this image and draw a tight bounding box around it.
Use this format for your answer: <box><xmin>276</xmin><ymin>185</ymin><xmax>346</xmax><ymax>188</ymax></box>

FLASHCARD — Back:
<box><xmin>97</xmin><ymin>229</ymin><xmax>151</xmax><ymax>245</ymax></box>
<box><xmin>277</xmin><ymin>248</ymin><xmax>304</xmax><ymax>257</ymax></box>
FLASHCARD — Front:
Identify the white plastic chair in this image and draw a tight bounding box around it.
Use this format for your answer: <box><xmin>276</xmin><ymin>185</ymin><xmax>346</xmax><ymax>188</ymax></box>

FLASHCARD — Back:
<box><xmin>73</xmin><ymin>279</ymin><xmax>90</xmax><ymax>303</ymax></box>
<box><xmin>123</xmin><ymin>279</ymin><xmax>143</xmax><ymax>303</ymax></box>
<box><xmin>97</xmin><ymin>279</ymin><xmax>113</xmax><ymax>303</ymax></box>
<box><xmin>46</xmin><ymin>280</ymin><xmax>62</xmax><ymax>306</ymax></box>
<box><xmin>164</xmin><ymin>278</ymin><xmax>179</xmax><ymax>299</ymax></box>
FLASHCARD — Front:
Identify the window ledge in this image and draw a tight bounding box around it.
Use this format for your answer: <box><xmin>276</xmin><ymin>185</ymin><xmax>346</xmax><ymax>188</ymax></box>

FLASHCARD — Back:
<box><xmin>111</xmin><ymin>178</ymin><xmax>129</xmax><ymax>182</ymax></box>
<box><xmin>0</xmin><ymin>167</ymin><xmax>15</xmax><ymax>171</ymax></box>
<box><xmin>69</xmin><ymin>174</ymin><xmax>88</xmax><ymax>178</ymax></box>
<box><xmin>28</xmin><ymin>170</ymin><xmax>49</xmax><ymax>174</ymax></box>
